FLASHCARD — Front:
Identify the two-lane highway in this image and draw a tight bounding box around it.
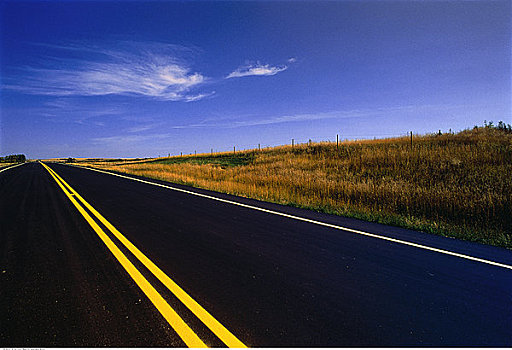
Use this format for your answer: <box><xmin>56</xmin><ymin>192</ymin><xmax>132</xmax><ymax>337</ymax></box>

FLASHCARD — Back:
<box><xmin>1</xmin><ymin>162</ymin><xmax>511</xmax><ymax>346</ymax></box>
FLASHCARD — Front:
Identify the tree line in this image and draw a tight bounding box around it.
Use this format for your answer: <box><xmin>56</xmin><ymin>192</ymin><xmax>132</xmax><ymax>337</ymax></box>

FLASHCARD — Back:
<box><xmin>0</xmin><ymin>154</ymin><xmax>26</xmax><ymax>163</ymax></box>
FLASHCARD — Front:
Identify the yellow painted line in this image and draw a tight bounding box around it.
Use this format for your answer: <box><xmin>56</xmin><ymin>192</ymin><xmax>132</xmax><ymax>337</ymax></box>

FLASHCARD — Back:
<box><xmin>40</xmin><ymin>162</ymin><xmax>207</xmax><ymax>348</ymax></box>
<box><xmin>42</xmin><ymin>162</ymin><xmax>247</xmax><ymax>348</ymax></box>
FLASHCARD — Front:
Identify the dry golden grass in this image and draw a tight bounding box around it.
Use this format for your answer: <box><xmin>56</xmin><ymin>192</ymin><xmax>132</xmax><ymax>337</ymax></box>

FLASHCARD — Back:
<box><xmin>75</xmin><ymin>127</ymin><xmax>512</xmax><ymax>247</ymax></box>
<box><xmin>0</xmin><ymin>163</ymin><xmax>18</xmax><ymax>169</ymax></box>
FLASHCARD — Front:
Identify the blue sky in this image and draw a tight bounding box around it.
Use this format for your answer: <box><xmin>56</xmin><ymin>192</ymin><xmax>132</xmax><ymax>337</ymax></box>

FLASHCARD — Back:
<box><xmin>1</xmin><ymin>1</ymin><xmax>510</xmax><ymax>158</ymax></box>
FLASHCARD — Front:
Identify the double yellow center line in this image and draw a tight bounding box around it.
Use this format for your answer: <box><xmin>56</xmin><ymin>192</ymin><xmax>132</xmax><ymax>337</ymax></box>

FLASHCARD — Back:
<box><xmin>41</xmin><ymin>162</ymin><xmax>246</xmax><ymax>348</ymax></box>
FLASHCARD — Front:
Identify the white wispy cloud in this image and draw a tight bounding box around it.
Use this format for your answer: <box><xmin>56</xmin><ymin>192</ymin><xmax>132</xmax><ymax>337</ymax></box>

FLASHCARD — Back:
<box><xmin>23</xmin><ymin>97</ymin><xmax>126</xmax><ymax>126</ymax></box>
<box><xmin>226</xmin><ymin>62</ymin><xmax>288</xmax><ymax>79</ymax></box>
<box><xmin>222</xmin><ymin>104</ymin><xmax>474</xmax><ymax>128</ymax></box>
<box><xmin>92</xmin><ymin>133</ymin><xmax>172</xmax><ymax>146</ymax></box>
<box><xmin>170</xmin><ymin>104</ymin><xmax>471</xmax><ymax>129</ymax></box>
<box><xmin>3</xmin><ymin>41</ymin><xmax>212</xmax><ymax>102</ymax></box>
<box><xmin>126</xmin><ymin>122</ymin><xmax>165</xmax><ymax>133</ymax></box>
<box><xmin>179</xmin><ymin>110</ymin><xmax>359</xmax><ymax>128</ymax></box>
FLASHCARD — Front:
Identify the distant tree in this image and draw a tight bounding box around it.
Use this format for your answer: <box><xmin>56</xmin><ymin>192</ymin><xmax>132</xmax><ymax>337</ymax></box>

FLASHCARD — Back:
<box><xmin>65</xmin><ymin>157</ymin><xmax>76</xmax><ymax>163</ymax></box>
<box><xmin>2</xmin><ymin>154</ymin><xmax>26</xmax><ymax>163</ymax></box>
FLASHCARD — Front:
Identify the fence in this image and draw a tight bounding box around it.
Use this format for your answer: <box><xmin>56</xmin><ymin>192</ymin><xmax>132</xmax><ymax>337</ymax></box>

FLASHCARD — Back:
<box><xmin>164</xmin><ymin>131</ymin><xmax>424</xmax><ymax>158</ymax></box>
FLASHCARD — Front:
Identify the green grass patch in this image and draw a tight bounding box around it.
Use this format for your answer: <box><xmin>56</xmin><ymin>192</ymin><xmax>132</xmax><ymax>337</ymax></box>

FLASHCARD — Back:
<box><xmin>151</xmin><ymin>153</ymin><xmax>255</xmax><ymax>168</ymax></box>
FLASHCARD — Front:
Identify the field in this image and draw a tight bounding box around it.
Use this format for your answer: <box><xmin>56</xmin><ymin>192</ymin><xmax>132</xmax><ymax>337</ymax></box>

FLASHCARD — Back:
<box><xmin>0</xmin><ymin>163</ymin><xmax>18</xmax><ymax>170</ymax></box>
<box><xmin>72</xmin><ymin>126</ymin><xmax>512</xmax><ymax>248</ymax></box>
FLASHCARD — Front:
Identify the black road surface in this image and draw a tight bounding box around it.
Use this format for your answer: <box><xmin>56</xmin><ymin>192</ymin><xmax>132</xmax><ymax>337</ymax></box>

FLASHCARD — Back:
<box><xmin>1</xmin><ymin>162</ymin><xmax>511</xmax><ymax>347</ymax></box>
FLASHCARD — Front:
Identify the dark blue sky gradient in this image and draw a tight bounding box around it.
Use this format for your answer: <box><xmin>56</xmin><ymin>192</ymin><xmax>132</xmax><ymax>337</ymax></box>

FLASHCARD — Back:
<box><xmin>1</xmin><ymin>1</ymin><xmax>510</xmax><ymax>158</ymax></box>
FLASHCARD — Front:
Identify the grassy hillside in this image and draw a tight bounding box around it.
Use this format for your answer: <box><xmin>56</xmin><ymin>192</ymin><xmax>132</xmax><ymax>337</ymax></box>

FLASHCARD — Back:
<box><xmin>74</xmin><ymin>125</ymin><xmax>512</xmax><ymax>248</ymax></box>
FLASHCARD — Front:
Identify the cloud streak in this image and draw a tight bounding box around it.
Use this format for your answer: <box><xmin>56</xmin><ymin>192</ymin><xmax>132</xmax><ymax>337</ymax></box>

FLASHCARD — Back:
<box><xmin>126</xmin><ymin>123</ymin><xmax>163</xmax><ymax>133</ymax></box>
<box><xmin>92</xmin><ymin>133</ymin><xmax>172</xmax><ymax>146</ymax></box>
<box><xmin>171</xmin><ymin>104</ymin><xmax>472</xmax><ymax>129</ymax></box>
<box><xmin>226</xmin><ymin>62</ymin><xmax>288</xmax><ymax>79</ymax></box>
<box><xmin>4</xmin><ymin>42</ymin><xmax>212</xmax><ymax>102</ymax></box>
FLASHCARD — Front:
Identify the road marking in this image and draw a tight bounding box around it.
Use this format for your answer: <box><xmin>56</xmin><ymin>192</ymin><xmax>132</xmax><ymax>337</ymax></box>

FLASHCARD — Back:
<box><xmin>70</xmin><ymin>164</ymin><xmax>512</xmax><ymax>271</ymax></box>
<box><xmin>0</xmin><ymin>163</ymin><xmax>26</xmax><ymax>173</ymax></box>
<box><xmin>41</xmin><ymin>162</ymin><xmax>246</xmax><ymax>348</ymax></box>
<box><xmin>41</xmin><ymin>163</ymin><xmax>206</xmax><ymax>347</ymax></box>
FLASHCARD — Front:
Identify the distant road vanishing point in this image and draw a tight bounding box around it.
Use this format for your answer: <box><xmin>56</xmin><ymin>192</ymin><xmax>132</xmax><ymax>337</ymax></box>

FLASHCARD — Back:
<box><xmin>1</xmin><ymin>162</ymin><xmax>511</xmax><ymax>347</ymax></box>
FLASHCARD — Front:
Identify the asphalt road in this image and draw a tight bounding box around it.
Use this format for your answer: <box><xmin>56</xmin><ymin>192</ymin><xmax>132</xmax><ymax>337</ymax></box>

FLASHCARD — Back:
<box><xmin>1</xmin><ymin>162</ymin><xmax>511</xmax><ymax>347</ymax></box>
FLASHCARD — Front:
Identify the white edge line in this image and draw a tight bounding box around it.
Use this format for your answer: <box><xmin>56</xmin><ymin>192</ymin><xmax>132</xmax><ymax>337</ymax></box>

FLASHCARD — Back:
<box><xmin>63</xmin><ymin>163</ymin><xmax>512</xmax><ymax>271</ymax></box>
<box><xmin>0</xmin><ymin>162</ymin><xmax>26</xmax><ymax>173</ymax></box>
